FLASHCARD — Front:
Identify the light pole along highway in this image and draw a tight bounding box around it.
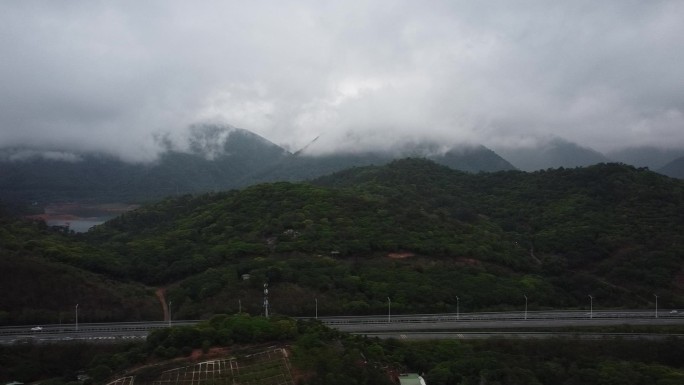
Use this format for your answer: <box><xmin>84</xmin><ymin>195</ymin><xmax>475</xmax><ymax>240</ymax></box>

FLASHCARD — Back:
<box><xmin>456</xmin><ymin>296</ymin><xmax>460</xmax><ymax>320</ymax></box>
<box><xmin>3</xmin><ymin>310</ymin><xmax>684</xmax><ymax>345</ymax></box>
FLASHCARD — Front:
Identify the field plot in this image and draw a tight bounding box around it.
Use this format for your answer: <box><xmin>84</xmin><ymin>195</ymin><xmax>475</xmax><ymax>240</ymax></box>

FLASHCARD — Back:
<box><xmin>107</xmin><ymin>377</ymin><xmax>135</xmax><ymax>385</ymax></box>
<box><xmin>108</xmin><ymin>348</ymin><xmax>294</xmax><ymax>385</ymax></box>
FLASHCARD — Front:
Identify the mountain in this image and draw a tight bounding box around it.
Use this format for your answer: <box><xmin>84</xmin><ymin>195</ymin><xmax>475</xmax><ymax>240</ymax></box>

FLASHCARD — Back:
<box><xmin>0</xmin><ymin>125</ymin><xmax>290</xmax><ymax>203</ymax></box>
<box><xmin>72</xmin><ymin>159</ymin><xmax>684</xmax><ymax>319</ymax></box>
<box><xmin>607</xmin><ymin>146</ymin><xmax>684</xmax><ymax>169</ymax></box>
<box><xmin>255</xmin><ymin>142</ymin><xmax>516</xmax><ymax>183</ymax></box>
<box><xmin>495</xmin><ymin>137</ymin><xmax>609</xmax><ymax>171</ymax></box>
<box><xmin>0</xmin><ymin>126</ymin><xmax>515</xmax><ymax>204</ymax></box>
<box><xmin>3</xmin><ymin>159</ymin><xmax>684</xmax><ymax>385</ymax></box>
<box><xmin>2</xmin><ymin>158</ymin><xmax>684</xmax><ymax>323</ymax></box>
<box><xmin>433</xmin><ymin>144</ymin><xmax>516</xmax><ymax>172</ymax></box>
<box><xmin>659</xmin><ymin>156</ymin><xmax>684</xmax><ymax>179</ymax></box>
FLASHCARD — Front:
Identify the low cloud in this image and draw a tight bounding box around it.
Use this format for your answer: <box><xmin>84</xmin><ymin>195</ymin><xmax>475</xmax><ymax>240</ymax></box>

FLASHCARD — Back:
<box><xmin>1</xmin><ymin>1</ymin><xmax>683</xmax><ymax>162</ymax></box>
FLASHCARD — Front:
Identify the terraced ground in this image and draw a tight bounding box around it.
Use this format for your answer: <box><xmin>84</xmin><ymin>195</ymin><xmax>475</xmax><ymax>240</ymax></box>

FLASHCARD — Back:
<box><xmin>107</xmin><ymin>348</ymin><xmax>294</xmax><ymax>385</ymax></box>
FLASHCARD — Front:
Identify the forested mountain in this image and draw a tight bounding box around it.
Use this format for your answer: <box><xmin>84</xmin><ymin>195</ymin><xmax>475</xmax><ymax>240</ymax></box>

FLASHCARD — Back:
<box><xmin>0</xmin><ymin>126</ymin><xmax>290</xmax><ymax>203</ymax></box>
<box><xmin>66</xmin><ymin>159</ymin><xmax>683</xmax><ymax>320</ymax></box>
<box><xmin>0</xmin><ymin>125</ymin><xmax>514</xmax><ymax>204</ymax></box>
<box><xmin>608</xmin><ymin>146</ymin><xmax>684</xmax><ymax>170</ymax></box>
<box><xmin>2</xmin><ymin>158</ymin><xmax>683</xmax><ymax>324</ymax></box>
<box><xmin>659</xmin><ymin>156</ymin><xmax>684</xmax><ymax>179</ymax></box>
<box><xmin>256</xmin><ymin>143</ymin><xmax>516</xmax><ymax>182</ymax></box>
<box><xmin>496</xmin><ymin>137</ymin><xmax>609</xmax><ymax>171</ymax></box>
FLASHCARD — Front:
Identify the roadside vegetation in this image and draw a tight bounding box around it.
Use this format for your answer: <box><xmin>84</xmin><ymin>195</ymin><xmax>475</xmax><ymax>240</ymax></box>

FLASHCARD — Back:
<box><xmin>2</xmin><ymin>315</ymin><xmax>684</xmax><ymax>385</ymax></box>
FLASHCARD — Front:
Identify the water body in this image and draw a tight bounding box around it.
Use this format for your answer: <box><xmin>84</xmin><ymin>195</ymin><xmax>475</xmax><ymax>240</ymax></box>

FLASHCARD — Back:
<box><xmin>46</xmin><ymin>217</ymin><xmax>113</xmax><ymax>233</ymax></box>
<box><xmin>39</xmin><ymin>202</ymin><xmax>139</xmax><ymax>233</ymax></box>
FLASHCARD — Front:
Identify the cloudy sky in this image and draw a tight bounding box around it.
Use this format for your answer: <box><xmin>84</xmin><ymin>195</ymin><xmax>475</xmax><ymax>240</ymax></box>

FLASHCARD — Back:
<box><xmin>1</xmin><ymin>0</ymin><xmax>683</xmax><ymax>161</ymax></box>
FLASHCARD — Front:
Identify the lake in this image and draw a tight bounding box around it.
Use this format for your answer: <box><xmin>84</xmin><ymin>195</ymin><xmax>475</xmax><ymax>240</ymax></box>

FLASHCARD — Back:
<box><xmin>46</xmin><ymin>217</ymin><xmax>113</xmax><ymax>233</ymax></box>
<box><xmin>32</xmin><ymin>202</ymin><xmax>139</xmax><ymax>233</ymax></box>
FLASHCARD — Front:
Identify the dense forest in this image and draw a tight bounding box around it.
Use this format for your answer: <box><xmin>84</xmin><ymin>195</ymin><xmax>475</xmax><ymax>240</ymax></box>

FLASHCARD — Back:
<box><xmin>0</xmin><ymin>211</ymin><xmax>159</xmax><ymax>324</ymax></box>
<box><xmin>1</xmin><ymin>159</ymin><xmax>683</xmax><ymax>323</ymax></box>
<box><xmin>85</xmin><ymin>159</ymin><xmax>684</xmax><ymax>318</ymax></box>
<box><xmin>0</xmin><ymin>159</ymin><xmax>684</xmax><ymax>323</ymax></box>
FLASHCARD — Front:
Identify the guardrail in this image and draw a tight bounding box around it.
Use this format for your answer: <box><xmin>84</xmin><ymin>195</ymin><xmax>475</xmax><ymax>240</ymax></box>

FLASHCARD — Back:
<box><xmin>314</xmin><ymin>310</ymin><xmax>683</xmax><ymax>325</ymax></box>
<box><xmin>0</xmin><ymin>320</ymin><xmax>201</xmax><ymax>336</ymax></box>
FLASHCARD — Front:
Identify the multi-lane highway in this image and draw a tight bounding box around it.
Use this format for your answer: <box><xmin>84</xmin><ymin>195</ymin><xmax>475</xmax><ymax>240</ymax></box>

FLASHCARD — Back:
<box><xmin>358</xmin><ymin>331</ymin><xmax>684</xmax><ymax>341</ymax></box>
<box><xmin>0</xmin><ymin>320</ymin><xmax>197</xmax><ymax>345</ymax></box>
<box><xmin>322</xmin><ymin>309</ymin><xmax>684</xmax><ymax>333</ymax></box>
<box><xmin>1</xmin><ymin>310</ymin><xmax>682</xmax><ymax>344</ymax></box>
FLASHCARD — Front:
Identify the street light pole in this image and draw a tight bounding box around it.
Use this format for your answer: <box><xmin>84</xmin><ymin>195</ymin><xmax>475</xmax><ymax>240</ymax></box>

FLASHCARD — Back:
<box><xmin>654</xmin><ymin>294</ymin><xmax>658</xmax><ymax>319</ymax></box>
<box><xmin>387</xmin><ymin>297</ymin><xmax>391</xmax><ymax>323</ymax></box>
<box><xmin>524</xmin><ymin>295</ymin><xmax>528</xmax><ymax>320</ymax></box>
<box><xmin>315</xmin><ymin>298</ymin><xmax>318</xmax><ymax>319</ymax></box>
<box><xmin>75</xmin><ymin>304</ymin><xmax>79</xmax><ymax>332</ymax></box>
<box><xmin>456</xmin><ymin>296</ymin><xmax>460</xmax><ymax>320</ymax></box>
<box><xmin>168</xmin><ymin>301</ymin><xmax>172</xmax><ymax>327</ymax></box>
<box><xmin>589</xmin><ymin>295</ymin><xmax>593</xmax><ymax>319</ymax></box>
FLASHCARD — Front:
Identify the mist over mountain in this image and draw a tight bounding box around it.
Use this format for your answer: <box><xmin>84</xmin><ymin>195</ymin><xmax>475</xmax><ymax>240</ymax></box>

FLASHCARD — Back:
<box><xmin>493</xmin><ymin>139</ymin><xmax>684</xmax><ymax>173</ymax></box>
<box><xmin>495</xmin><ymin>137</ymin><xmax>610</xmax><ymax>171</ymax></box>
<box><xmin>7</xmin><ymin>120</ymin><xmax>684</xmax><ymax>206</ymax></box>
<box><xmin>0</xmin><ymin>125</ymin><xmax>289</xmax><ymax>202</ymax></box>
<box><xmin>659</xmin><ymin>156</ymin><xmax>684</xmax><ymax>179</ymax></box>
<box><xmin>258</xmin><ymin>137</ymin><xmax>516</xmax><ymax>182</ymax></box>
<box><xmin>0</xmin><ymin>124</ymin><xmax>514</xmax><ymax>203</ymax></box>
<box><xmin>607</xmin><ymin>146</ymin><xmax>684</xmax><ymax>170</ymax></box>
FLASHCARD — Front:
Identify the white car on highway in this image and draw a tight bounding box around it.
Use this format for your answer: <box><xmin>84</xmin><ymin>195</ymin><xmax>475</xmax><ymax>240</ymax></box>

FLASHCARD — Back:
<box><xmin>30</xmin><ymin>326</ymin><xmax>43</xmax><ymax>331</ymax></box>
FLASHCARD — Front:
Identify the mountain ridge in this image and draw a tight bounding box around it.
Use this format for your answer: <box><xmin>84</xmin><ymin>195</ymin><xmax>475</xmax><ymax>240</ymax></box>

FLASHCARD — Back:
<box><xmin>659</xmin><ymin>156</ymin><xmax>684</xmax><ymax>179</ymax></box>
<box><xmin>0</xmin><ymin>125</ymin><xmax>517</xmax><ymax>203</ymax></box>
<box><xmin>495</xmin><ymin>137</ymin><xmax>609</xmax><ymax>171</ymax></box>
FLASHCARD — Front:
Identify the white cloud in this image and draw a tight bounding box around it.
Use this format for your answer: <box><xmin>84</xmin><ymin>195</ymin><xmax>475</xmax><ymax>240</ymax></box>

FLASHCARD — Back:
<box><xmin>0</xmin><ymin>0</ymin><xmax>683</xmax><ymax>161</ymax></box>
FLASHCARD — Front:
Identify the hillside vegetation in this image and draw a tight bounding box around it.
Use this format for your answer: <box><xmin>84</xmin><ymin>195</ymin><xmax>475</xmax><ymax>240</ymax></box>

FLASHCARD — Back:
<box><xmin>3</xmin><ymin>316</ymin><xmax>684</xmax><ymax>385</ymax></box>
<box><xmin>0</xmin><ymin>212</ymin><xmax>160</xmax><ymax>325</ymax></box>
<box><xmin>2</xmin><ymin>158</ymin><xmax>683</xmax><ymax>322</ymax></box>
<box><xmin>65</xmin><ymin>159</ymin><xmax>684</xmax><ymax>319</ymax></box>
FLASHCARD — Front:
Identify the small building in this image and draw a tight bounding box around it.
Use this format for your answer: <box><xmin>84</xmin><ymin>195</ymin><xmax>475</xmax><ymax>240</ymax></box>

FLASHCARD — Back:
<box><xmin>398</xmin><ymin>373</ymin><xmax>426</xmax><ymax>385</ymax></box>
<box><xmin>241</xmin><ymin>274</ymin><xmax>251</xmax><ymax>281</ymax></box>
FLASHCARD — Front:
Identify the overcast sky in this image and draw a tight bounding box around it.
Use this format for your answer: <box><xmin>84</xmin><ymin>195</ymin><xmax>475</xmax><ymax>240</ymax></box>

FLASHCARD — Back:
<box><xmin>1</xmin><ymin>0</ymin><xmax>683</xmax><ymax>161</ymax></box>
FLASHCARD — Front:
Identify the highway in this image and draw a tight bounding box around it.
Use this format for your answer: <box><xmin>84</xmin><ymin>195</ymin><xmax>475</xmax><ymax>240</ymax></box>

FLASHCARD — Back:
<box><xmin>357</xmin><ymin>331</ymin><xmax>684</xmax><ymax>341</ymax></box>
<box><xmin>1</xmin><ymin>310</ymin><xmax>682</xmax><ymax>345</ymax></box>
<box><xmin>0</xmin><ymin>320</ymin><xmax>198</xmax><ymax>345</ymax></box>
<box><xmin>323</xmin><ymin>309</ymin><xmax>684</xmax><ymax>333</ymax></box>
